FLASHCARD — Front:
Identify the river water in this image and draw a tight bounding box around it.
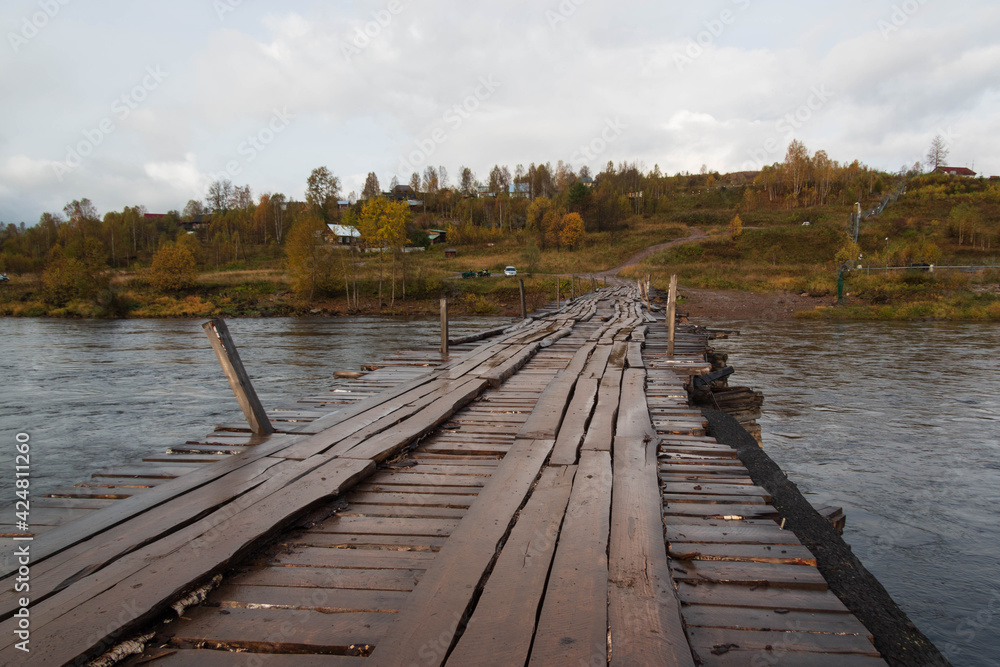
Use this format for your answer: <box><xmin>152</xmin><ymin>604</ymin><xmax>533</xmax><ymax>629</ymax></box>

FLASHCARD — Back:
<box><xmin>1</xmin><ymin>317</ymin><xmax>997</xmax><ymax>664</ymax></box>
<box><xmin>0</xmin><ymin>316</ymin><xmax>508</xmax><ymax>502</ymax></box>
<box><xmin>705</xmin><ymin>319</ymin><xmax>1000</xmax><ymax>666</ymax></box>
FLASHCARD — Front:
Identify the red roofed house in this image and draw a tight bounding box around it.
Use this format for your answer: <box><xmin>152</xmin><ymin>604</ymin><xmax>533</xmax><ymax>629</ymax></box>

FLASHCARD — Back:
<box><xmin>934</xmin><ymin>166</ymin><xmax>977</xmax><ymax>177</ymax></box>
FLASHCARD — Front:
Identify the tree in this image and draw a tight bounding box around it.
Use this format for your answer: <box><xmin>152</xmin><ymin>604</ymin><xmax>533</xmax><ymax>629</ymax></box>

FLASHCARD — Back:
<box><xmin>285</xmin><ymin>211</ymin><xmax>332</xmax><ymax>301</ymax></box>
<box><xmin>728</xmin><ymin>214</ymin><xmax>743</xmax><ymax>240</ymax></box>
<box><xmin>358</xmin><ymin>198</ymin><xmax>410</xmax><ymax>307</ymax></box>
<box><xmin>206</xmin><ymin>179</ymin><xmax>234</xmax><ymax>213</ymax></box>
<box><xmin>409</xmin><ymin>172</ymin><xmax>421</xmax><ymax>193</ymax></box>
<box><xmin>149</xmin><ymin>244</ymin><xmax>198</xmax><ymax>291</ymax></box>
<box><xmin>183</xmin><ymin>200</ymin><xmax>205</xmax><ymax>220</ymax></box>
<box><xmin>362</xmin><ymin>172</ymin><xmax>381</xmax><ymax>200</ymax></box>
<box><xmin>926</xmin><ymin>135</ymin><xmax>950</xmax><ymax>171</ymax></box>
<box><xmin>306</xmin><ymin>167</ymin><xmax>341</xmax><ymax>221</ymax></box>
<box><xmin>459</xmin><ymin>167</ymin><xmax>475</xmax><ymax>196</ymax></box>
<box><xmin>559</xmin><ymin>213</ymin><xmax>585</xmax><ymax>249</ymax></box>
<box><xmin>422</xmin><ymin>166</ymin><xmax>439</xmax><ymax>194</ymax></box>
<box><xmin>783</xmin><ymin>140</ymin><xmax>810</xmax><ymax>201</ymax></box>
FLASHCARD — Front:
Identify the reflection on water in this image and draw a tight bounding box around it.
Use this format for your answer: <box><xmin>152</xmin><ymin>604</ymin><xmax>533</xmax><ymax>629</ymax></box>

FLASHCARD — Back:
<box><xmin>0</xmin><ymin>316</ymin><xmax>508</xmax><ymax>501</ymax></box>
<box><xmin>706</xmin><ymin>319</ymin><xmax>1000</xmax><ymax>666</ymax></box>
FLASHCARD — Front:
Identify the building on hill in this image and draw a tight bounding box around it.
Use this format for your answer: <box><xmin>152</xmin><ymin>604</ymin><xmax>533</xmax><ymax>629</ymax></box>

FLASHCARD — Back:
<box><xmin>326</xmin><ymin>224</ymin><xmax>360</xmax><ymax>246</ymax></box>
<box><xmin>934</xmin><ymin>166</ymin><xmax>977</xmax><ymax>177</ymax></box>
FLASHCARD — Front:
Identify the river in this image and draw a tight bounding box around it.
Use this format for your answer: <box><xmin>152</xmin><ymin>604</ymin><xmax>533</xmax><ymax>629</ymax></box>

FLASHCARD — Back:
<box><xmin>0</xmin><ymin>317</ymin><xmax>997</xmax><ymax>664</ymax></box>
<box><xmin>705</xmin><ymin>319</ymin><xmax>1000</xmax><ymax>666</ymax></box>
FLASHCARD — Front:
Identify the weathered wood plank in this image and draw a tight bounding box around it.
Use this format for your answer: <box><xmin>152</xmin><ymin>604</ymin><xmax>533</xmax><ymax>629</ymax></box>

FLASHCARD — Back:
<box><xmin>369</xmin><ymin>438</ymin><xmax>556</xmax><ymax>667</ymax></box>
<box><xmin>608</xmin><ymin>367</ymin><xmax>692</xmax><ymax>666</ymax></box>
<box><xmin>529</xmin><ymin>450</ymin><xmax>612</xmax><ymax>666</ymax></box>
<box><xmin>447</xmin><ymin>466</ymin><xmax>576</xmax><ymax>666</ymax></box>
<box><xmin>0</xmin><ymin>457</ymin><xmax>375</xmax><ymax>665</ymax></box>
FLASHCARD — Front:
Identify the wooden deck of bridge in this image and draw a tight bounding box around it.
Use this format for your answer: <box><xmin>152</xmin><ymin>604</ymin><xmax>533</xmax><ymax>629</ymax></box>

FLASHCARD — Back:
<box><xmin>0</xmin><ymin>287</ymin><xmax>886</xmax><ymax>666</ymax></box>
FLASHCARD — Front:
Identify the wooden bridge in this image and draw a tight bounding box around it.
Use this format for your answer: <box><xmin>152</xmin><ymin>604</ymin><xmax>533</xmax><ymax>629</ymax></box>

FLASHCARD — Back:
<box><xmin>0</xmin><ymin>286</ymin><xmax>889</xmax><ymax>666</ymax></box>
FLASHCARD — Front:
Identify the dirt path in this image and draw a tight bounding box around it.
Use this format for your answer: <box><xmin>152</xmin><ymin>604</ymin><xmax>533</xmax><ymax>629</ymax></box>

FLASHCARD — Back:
<box><xmin>595</xmin><ymin>228</ymin><xmax>708</xmax><ymax>280</ymax></box>
<box><xmin>589</xmin><ymin>228</ymin><xmax>829</xmax><ymax>320</ymax></box>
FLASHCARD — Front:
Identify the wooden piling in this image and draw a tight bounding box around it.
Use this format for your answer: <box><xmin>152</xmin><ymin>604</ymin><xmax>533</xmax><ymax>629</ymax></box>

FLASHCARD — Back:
<box><xmin>666</xmin><ymin>275</ymin><xmax>678</xmax><ymax>358</ymax></box>
<box><xmin>202</xmin><ymin>318</ymin><xmax>274</xmax><ymax>435</ymax></box>
<box><xmin>556</xmin><ymin>278</ymin><xmax>560</xmax><ymax>309</ymax></box>
<box><xmin>519</xmin><ymin>279</ymin><xmax>527</xmax><ymax>319</ymax></box>
<box><xmin>440</xmin><ymin>298</ymin><xmax>449</xmax><ymax>357</ymax></box>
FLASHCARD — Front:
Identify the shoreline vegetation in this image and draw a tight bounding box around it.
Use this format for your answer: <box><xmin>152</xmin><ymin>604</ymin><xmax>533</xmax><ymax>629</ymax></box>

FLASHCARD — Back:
<box><xmin>2</xmin><ymin>143</ymin><xmax>999</xmax><ymax>322</ymax></box>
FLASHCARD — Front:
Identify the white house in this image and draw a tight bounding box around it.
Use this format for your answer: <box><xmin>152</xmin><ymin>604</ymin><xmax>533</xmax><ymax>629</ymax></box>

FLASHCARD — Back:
<box><xmin>327</xmin><ymin>224</ymin><xmax>361</xmax><ymax>246</ymax></box>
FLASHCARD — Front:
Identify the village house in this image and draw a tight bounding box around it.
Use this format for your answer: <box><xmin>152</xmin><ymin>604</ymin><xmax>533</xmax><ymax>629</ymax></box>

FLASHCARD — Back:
<box><xmin>934</xmin><ymin>166</ymin><xmax>977</xmax><ymax>177</ymax></box>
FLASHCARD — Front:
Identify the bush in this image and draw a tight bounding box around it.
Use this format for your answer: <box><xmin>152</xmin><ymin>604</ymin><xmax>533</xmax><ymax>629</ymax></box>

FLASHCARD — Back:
<box><xmin>149</xmin><ymin>245</ymin><xmax>198</xmax><ymax>291</ymax></box>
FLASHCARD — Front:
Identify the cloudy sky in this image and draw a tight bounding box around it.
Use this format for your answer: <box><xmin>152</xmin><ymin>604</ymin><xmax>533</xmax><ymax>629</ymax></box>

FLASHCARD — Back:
<box><xmin>1</xmin><ymin>0</ymin><xmax>998</xmax><ymax>224</ymax></box>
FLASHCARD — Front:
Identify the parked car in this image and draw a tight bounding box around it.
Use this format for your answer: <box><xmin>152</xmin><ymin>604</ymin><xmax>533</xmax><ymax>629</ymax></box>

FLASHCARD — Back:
<box><xmin>504</xmin><ymin>266</ymin><xmax>517</xmax><ymax>277</ymax></box>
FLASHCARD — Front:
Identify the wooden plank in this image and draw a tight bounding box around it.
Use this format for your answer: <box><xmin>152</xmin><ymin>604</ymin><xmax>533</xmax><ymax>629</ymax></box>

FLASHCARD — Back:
<box><xmin>168</xmin><ymin>605</ymin><xmax>393</xmax><ymax>652</ymax></box>
<box><xmin>232</xmin><ymin>566</ymin><xmax>424</xmax><ymax>591</ymax></box>
<box><xmin>550</xmin><ymin>377</ymin><xmax>598</xmax><ymax>466</ymax></box>
<box><xmin>696</xmin><ymin>652</ymin><xmax>887</xmax><ymax>667</ymax></box>
<box><xmin>676</xmin><ymin>582</ymin><xmax>852</xmax><ymax>613</ymax></box>
<box><xmin>269</xmin><ymin>547</ymin><xmax>435</xmax><ymax>570</ymax></box>
<box><xmin>666</xmin><ymin>523</ymin><xmax>803</xmax><ymax>545</ymax></box>
<box><xmin>448</xmin><ymin>466</ymin><xmax>576</xmax><ymax>666</ymax></box>
<box><xmin>215</xmin><ymin>584</ymin><xmax>409</xmax><ymax>613</ymax></box>
<box><xmin>682</xmin><ymin>603</ymin><xmax>872</xmax><ymax>635</ymax></box>
<box><xmin>288</xmin><ymin>534</ymin><xmax>448</xmax><ymax>551</ymax></box>
<box><xmin>580</xmin><ymin>367</ymin><xmax>623</xmax><ymax>453</ymax></box>
<box><xmin>316</xmin><ymin>516</ymin><xmax>459</xmax><ymax>537</ymax></box>
<box><xmin>0</xmin><ymin>457</ymin><xmax>284</xmax><ymax>618</ymax></box>
<box><xmin>529</xmin><ymin>450</ymin><xmax>612</xmax><ymax>666</ymax></box>
<box><xmin>0</xmin><ymin>457</ymin><xmax>376</xmax><ymax>665</ymax></box>
<box><xmin>369</xmin><ymin>438</ymin><xmax>556</xmax><ymax>667</ymax></box>
<box><xmin>143</xmin><ymin>649</ymin><xmax>367</xmax><ymax>666</ymax></box>
<box><xmin>670</xmin><ymin>561</ymin><xmax>829</xmax><ymax>590</ymax></box>
<box><xmin>338</xmin><ymin>378</ymin><xmax>489</xmax><ymax>462</ymax></box>
<box><xmin>608</xmin><ymin>367</ymin><xmax>692</xmax><ymax>667</ymax></box>
<box><xmin>669</xmin><ymin>542</ymin><xmax>816</xmax><ymax>565</ymax></box>
<box><xmin>686</xmin><ymin>627</ymin><xmax>881</xmax><ymax>657</ymax></box>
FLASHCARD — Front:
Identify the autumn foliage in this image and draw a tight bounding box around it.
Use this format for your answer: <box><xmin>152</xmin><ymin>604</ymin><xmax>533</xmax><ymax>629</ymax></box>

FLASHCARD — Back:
<box><xmin>149</xmin><ymin>244</ymin><xmax>198</xmax><ymax>291</ymax></box>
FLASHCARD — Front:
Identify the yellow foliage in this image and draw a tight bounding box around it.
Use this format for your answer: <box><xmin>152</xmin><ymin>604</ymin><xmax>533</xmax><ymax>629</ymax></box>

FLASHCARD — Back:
<box><xmin>149</xmin><ymin>244</ymin><xmax>198</xmax><ymax>291</ymax></box>
<box><xmin>728</xmin><ymin>214</ymin><xmax>743</xmax><ymax>240</ymax></box>
<box><xmin>559</xmin><ymin>213</ymin><xmax>585</xmax><ymax>249</ymax></box>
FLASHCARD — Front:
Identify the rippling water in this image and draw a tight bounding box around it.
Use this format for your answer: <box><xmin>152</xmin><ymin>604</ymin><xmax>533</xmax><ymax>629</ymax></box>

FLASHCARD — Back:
<box><xmin>705</xmin><ymin>319</ymin><xmax>1000</xmax><ymax>667</ymax></box>
<box><xmin>1</xmin><ymin>317</ymin><xmax>997</xmax><ymax>663</ymax></box>
<box><xmin>0</xmin><ymin>316</ymin><xmax>508</xmax><ymax>502</ymax></box>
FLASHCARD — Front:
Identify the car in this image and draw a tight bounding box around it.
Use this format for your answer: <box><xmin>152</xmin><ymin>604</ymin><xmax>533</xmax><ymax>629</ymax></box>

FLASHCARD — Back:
<box><xmin>504</xmin><ymin>266</ymin><xmax>517</xmax><ymax>277</ymax></box>
<box><xmin>801</xmin><ymin>221</ymin><xmax>811</xmax><ymax>226</ymax></box>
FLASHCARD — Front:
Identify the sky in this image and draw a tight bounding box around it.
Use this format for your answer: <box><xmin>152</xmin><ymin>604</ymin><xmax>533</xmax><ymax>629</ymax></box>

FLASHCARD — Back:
<box><xmin>1</xmin><ymin>0</ymin><xmax>998</xmax><ymax>224</ymax></box>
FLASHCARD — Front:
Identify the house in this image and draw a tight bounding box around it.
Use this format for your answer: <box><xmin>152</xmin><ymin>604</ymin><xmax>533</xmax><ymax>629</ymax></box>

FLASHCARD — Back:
<box><xmin>934</xmin><ymin>166</ymin><xmax>977</xmax><ymax>177</ymax></box>
<box><xmin>579</xmin><ymin>176</ymin><xmax>595</xmax><ymax>189</ymax></box>
<box><xmin>509</xmin><ymin>182</ymin><xmax>531</xmax><ymax>199</ymax></box>
<box><xmin>407</xmin><ymin>199</ymin><xmax>424</xmax><ymax>212</ymax></box>
<box><xmin>337</xmin><ymin>200</ymin><xmax>351</xmax><ymax>210</ymax></box>
<box><xmin>426</xmin><ymin>229</ymin><xmax>449</xmax><ymax>245</ymax></box>
<box><xmin>387</xmin><ymin>184</ymin><xmax>417</xmax><ymax>201</ymax></box>
<box><xmin>326</xmin><ymin>224</ymin><xmax>360</xmax><ymax>246</ymax></box>
<box><xmin>147</xmin><ymin>213</ymin><xmax>211</xmax><ymax>233</ymax></box>
<box><xmin>444</xmin><ymin>248</ymin><xmax>458</xmax><ymax>259</ymax></box>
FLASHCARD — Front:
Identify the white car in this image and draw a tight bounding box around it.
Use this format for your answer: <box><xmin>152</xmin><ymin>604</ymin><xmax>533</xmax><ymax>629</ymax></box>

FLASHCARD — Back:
<box><xmin>504</xmin><ymin>266</ymin><xmax>517</xmax><ymax>277</ymax></box>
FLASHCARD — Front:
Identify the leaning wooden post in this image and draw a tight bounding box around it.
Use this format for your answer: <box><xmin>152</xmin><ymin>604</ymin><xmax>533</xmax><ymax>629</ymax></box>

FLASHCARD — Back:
<box><xmin>440</xmin><ymin>298</ymin><xmax>449</xmax><ymax>357</ymax></box>
<box><xmin>666</xmin><ymin>274</ymin><xmax>678</xmax><ymax>358</ymax></box>
<box><xmin>203</xmin><ymin>318</ymin><xmax>274</xmax><ymax>435</ymax></box>
<box><xmin>571</xmin><ymin>277</ymin><xmax>576</xmax><ymax>302</ymax></box>
<box><xmin>519</xmin><ymin>279</ymin><xmax>527</xmax><ymax>319</ymax></box>
<box><xmin>556</xmin><ymin>278</ymin><xmax>560</xmax><ymax>309</ymax></box>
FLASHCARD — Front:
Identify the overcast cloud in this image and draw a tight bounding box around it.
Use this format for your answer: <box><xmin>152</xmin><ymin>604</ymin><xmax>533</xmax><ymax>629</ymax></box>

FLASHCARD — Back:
<box><xmin>1</xmin><ymin>0</ymin><xmax>997</xmax><ymax>223</ymax></box>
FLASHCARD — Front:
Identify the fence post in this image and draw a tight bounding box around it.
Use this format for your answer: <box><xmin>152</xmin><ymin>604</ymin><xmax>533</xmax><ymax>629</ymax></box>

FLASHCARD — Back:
<box><xmin>441</xmin><ymin>298</ymin><xmax>449</xmax><ymax>357</ymax></box>
<box><xmin>666</xmin><ymin>274</ymin><xmax>678</xmax><ymax>358</ymax></box>
<box><xmin>203</xmin><ymin>318</ymin><xmax>274</xmax><ymax>435</ymax></box>
<box><xmin>519</xmin><ymin>279</ymin><xmax>527</xmax><ymax>319</ymax></box>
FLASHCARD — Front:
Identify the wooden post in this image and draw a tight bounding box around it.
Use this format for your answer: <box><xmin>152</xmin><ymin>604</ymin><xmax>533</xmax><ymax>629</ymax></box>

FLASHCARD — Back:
<box><xmin>519</xmin><ymin>279</ymin><xmax>527</xmax><ymax>319</ymax></box>
<box><xmin>440</xmin><ymin>298</ymin><xmax>449</xmax><ymax>357</ymax></box>
<box><xmin>666</xmin><ymin>274</ymin><xmax>678</xmax><ymax>358</ymax></box>
<box><xmin>571</xmin><ymin>277</ymin><xmax>576</xmax><ymax>302</ymax></box>
<box><xmin>203</xmin><ymin>318</ymin><xmax>274</xmax><ymax>435</ymax></box>
<box><xmin>556</xmin><ymin>278</ymin><xmax>560</xmax><ymax>309</ymax></box>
